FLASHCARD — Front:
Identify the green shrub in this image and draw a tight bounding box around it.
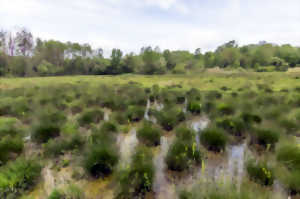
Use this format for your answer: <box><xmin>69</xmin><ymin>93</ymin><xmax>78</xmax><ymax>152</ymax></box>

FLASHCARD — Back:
<box><xmin>0</xmin><ymin>135</ymin><xmax>24</xmax><ymax>164</ymax></box>
<box><xmin>48</xmin><ymin>189</ymin><xmax>64</xmax><ymax>199</ymax></box>
<box><xmin>154</xmin><ymin>108</ymin><xmax>182</xmax><ymax>131</ymax></box>
<box><xmin>282</xmin><ymin>170</ymin><xmax>300</xmax><ymax>195</ymax></box>
<box><xmin>187</xmin><ymin>101</ymin><xmax>202</xmax><ymax>114</ymax></box>
<box><xmin>126</xmin><ymin>106</ymin><xmax>145</xmax><ymax>122</ymax></box>
<box><xmin>44</xmin><ymin>134</ymin><xmax>84</xmax><ymax>157</ymax></box>
<box><xmin>216</xmin><ymin>117</ymin><xmax>246</xmax><ymax>137</ymax></box>
<box><xmin>78</xmin><ymin>108</ymin><xmax>104</xmax><ymax>126</ymax></box>
<box><xmin>32</xmin><ymin>122</ymin><xmax>60</xmax><ymax>143</ymax></box>
<box><xmin>175</xmin><ymin>126</ymin><xmax>196</xmax><ymax>142</ymax></box>
<box><xmin>217</xmin><ymin>103</ymin><xmax>235</xmax><ymax>115</ymax></box>
<box><xmin>99</xmin><ymin>121</ymin><xmax>118</xmax><ymax>133</ymax></box>
<box><xmin>166</xmin><ymin>138</ymin><xmax>201</xmax><ymax>171</ymax></box>
<box><xmin>240</xmin><ymin>112</ymin><xmax>262</xmax><ymax>125</ymax></box>
<box><xmin>205</xmin><ymin>90</ymin><xmax>222</xmax><ymax>100</ymax></box>
<box><xmin>137</xmin><ymin>122</ymin><xmax>162</xmax><ymax>146</ymax></box>
<box><xmin>116</xmin><ymin>146</ymin><xmax>154</xmax><ymax>198</ymax></box>
<box><xmin>0</xmin><ymin>117</ymin><xmax>21</xmax><ymax>137</ymax></box>
<box><xmin>246</xmin><ymin>160</ymin><xmax>274</xmax><ymax>186</ymax></box>
<box><xmin>276</xmin><ymin>144</ymin><xmax>300</xmax><ymax>170</ymax></box>
<box><xmin>200</xmin><ymin>127</ymin><xmax>227</xmax><ymax>152</ymax></box>
<box><xmin>83</xmin><ymin>144</ymin><xmax>119</xmax><ymax>178</ymax></box>
<box><xmin>253</xmin><ymin>128</ymin><xmax>279</xmax><ymax>149</ymax></box>
<box><xmin>0</xmin><ymin>158</ymin><xmax>41</xmax><ymax>198</ymax></box>
<box><xmin>186</xmin><ymin>88</ymin><xmax>201</xmax><ymax>101</ymax></box>
<box><xmin>278</xmin><ymin>119</ymin><xmax>298</xmax><ymax>134</ymax></box>
<box><xmin>112</xmin><ymin>112</ymin><xmax>129</xmax><ymax>125</ymax></box>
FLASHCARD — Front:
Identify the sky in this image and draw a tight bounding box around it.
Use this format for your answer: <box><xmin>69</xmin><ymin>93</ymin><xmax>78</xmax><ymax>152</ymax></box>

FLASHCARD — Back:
<box><xmin>1</xmin><ymin>0</ymin><xmax>300</xmax><ymax>55</ymax></box>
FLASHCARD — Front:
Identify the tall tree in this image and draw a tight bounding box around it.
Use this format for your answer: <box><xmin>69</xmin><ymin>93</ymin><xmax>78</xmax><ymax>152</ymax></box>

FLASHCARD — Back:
<box><xmin>15</xmin><ymin>28</ymin><xmax>33</xmax><ymax>56</ymax></box>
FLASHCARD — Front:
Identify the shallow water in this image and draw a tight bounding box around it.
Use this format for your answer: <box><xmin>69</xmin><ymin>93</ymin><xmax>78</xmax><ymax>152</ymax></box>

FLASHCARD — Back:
<box><xmin>117</xmin><ymin>128</ymin><xmax>138</xmax><ymax>167</ymax></box>
<box><xmin>153</xmin><ymin>135</ymin><xmax>176</xmax><ymax>199</ymax></box>
<box><xmin>144</xmin><ymin>99</ymin><xmax>157</xmax><ymax>123</ymax></box>
<box><xmin>154</xmin><ymin>100</ymin><xmax>164</xmax><ymax>111</ymax></box>
<box><xmin>190</xmin><ymin>117</ymin><xmax>209</xmax><ymax>148</ymax></box>
<box><xmin>104</xmin><ymin>108</ymin><xmax>111</xmax><ymax>121</ymax></box>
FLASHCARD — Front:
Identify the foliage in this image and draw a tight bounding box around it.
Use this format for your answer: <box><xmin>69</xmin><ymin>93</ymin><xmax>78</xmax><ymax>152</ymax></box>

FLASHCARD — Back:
<box><xmin>200</xmin><ymin>127</ymin><xmax>227</xmax><ymax>152</ymax></box>
<box><xmin>78</xmin><ymin>108</ymin><xmax>104</xmax><ymax>126</ymax></box>
<box><xmin>246</xmin><ymin>160</ymin><xmax>274</xmax><ymax>186</ymax></box>
<box><xmin>137</xmin><ymin>122</ymin><xmax>162</xmax><ymax>146</ymax></box>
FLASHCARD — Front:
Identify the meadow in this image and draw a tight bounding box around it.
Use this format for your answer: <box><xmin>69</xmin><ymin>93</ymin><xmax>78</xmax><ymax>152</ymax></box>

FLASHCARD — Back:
<box><xmin>0</xmin><ymin>70</ymin><xmax>300</xmax><ymax>199</ymax></box>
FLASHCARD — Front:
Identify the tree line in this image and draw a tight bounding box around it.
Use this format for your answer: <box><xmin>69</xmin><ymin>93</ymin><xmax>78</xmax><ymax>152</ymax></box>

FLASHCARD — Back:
<box><xmin>1</xmin><ymin>28</ymin><xmax>300</xmax><ymax>77</ymax></box>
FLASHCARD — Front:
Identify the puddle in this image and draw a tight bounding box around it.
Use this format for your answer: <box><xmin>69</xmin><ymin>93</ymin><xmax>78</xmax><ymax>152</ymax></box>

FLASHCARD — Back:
<box><xmin>117</xmin><ymin>128</ymin><xmax>138</xmax><ymax>167</ymax></box>
<box><xmin>183</xmin><ymin>98</ymin><xmax>187</xmax><ymax>113</ymax></box>
<box><xmin>273</xmin><ymin>180</ymin><xmax>288</xmax><ymax>199</ymax></box>
<box><xmin>190</xmin><ymin>117</ymin><xmax>209</xmax><ymax>148</ymax></box>
<box><xmin>103</xmin><ymin>108</ymin><xmax>111</xmax><ymax>121</ymax></box>
<box><xmin>154</xmin><ymin>100</ymin><xmax>164</xmax><ymax>111</ymax></box>
<box><xmin>153</xmin><ymin>135</ymin><xmax>176</xmax><ymax>199</ymax></box>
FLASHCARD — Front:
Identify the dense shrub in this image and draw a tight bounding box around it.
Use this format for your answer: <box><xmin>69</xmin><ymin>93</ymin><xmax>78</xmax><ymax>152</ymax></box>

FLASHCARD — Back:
<box><xmin>32</xmin><ymin>122</ymin><xmax>60</xmax><ymax>143</ymax></box>
<box><xmin>112</xmin><ymin>112</ymin><xmax>129</xmax><ymax>125</ymax></box>
<box><xmin>44</xmin><ymin>134</ymin><xmax>84</xmax><ymax>157</ymax></box>
<box><xmin>186</xmin><ymin>88</ymin><xmax>201</xmax><ymax>101</ymax></box>
<box><xmin>78</xmin><ymin>108</ymin><xmax>104</xmax><ymax>126</ymax></box>
<box><xmin>0</xmin><ymin>117</ymin><xmax>21</xmax><ymax>137</ymax></box>
<box><xmin>0</xmin><ymin>158</ymin><xmax>41</xmax><ymax>198</ymax></box>
<box><xmin>217</xmin><ymin>103</ymin><xmax>235</xmax><ymax>115</ymax></box>
<box><xmin>205</xmin><ymin>90</ymin><xmax>222</xmax><ymax>100</ymax></box>
<box><xmin>187</xmin><ymin>101</ymin><xmax>202</xmax><ymax>114</ymax></box>
<box><xmin>0</xmin><ymin>136</ymin><xmax>24</xmax><ymax>164</ymax></box>
<box><xmin>137</xmin><ymin>122</ymin><xmax>162</xmax><ymax>146</ymax></box>
<box><xmin>83</xmin><ymin>144</ymin><xmax>119</xmax><ymax>178</ymax></box>
<box><xmin>200</xmin><ymin>127</ymin><xmax>227</xmax><ymax>152</ymax></box>
<box><xmin>282</xmin><ymin>170</ymin><xmax>300</xmax><ymax>195</ymax></box>
<box><xmin>116</xmin><ymin>146</ymin><xmax>154</xmax><ymax>198</ymax></box>
<box><xmin>216</xmin><ymin>117</ymin><xmax>246</xmax><ymax>137</ymax></box>
<box><xmin>202</xmin><ymin>101</ymin><xmax>216</xmax><ymax>114</ymax></box>
<box><xmin>276</xmin><ymin>145</ymin><xmax>300</xmax><ymax>170</ymax></box>
<box><xmin>126</xmin><ymin>106</ymin><xmax>145</xmax><ymax>122</ymax></box>
<box><xmin>154</xmin><ymin>108</ymin><xmax>183</xmax><ymax>131</ymax></box>
<box><xmin>240</xmin><ymin>112</ymin><xmax>262</xmax><ymax>125</ymax></box>
<box><xmin>246</xmin><ymin>160</ymin><xmax>274</xmax><ymax>186</ymax></box>
<box><xmin>253</xmin><ymin>128</ymin><xmax>279</xmax><ymax>149</ymax></box>
<box><xmin>166</xmin><ymin>138</ymin><xmax>201</xmax><ymax>171</ymax></box>
<box><xmin>99</xmin><ymin>121</ymin><xmax>118</xmax><ymax>133</ymax></box>
<box><xmin>278</xmin><ymin>119</ymin><xmax>298</xmax><ymax>134</ymax></box>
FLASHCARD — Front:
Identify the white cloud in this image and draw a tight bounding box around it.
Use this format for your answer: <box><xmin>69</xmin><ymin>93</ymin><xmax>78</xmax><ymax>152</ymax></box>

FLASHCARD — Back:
<box><xmin>1</xmin><ymin>0</ymin><xmax>300</xmax><ymax>56</ymax></box>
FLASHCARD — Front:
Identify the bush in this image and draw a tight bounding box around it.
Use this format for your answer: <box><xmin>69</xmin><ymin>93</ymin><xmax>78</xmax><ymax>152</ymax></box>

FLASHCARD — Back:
<box><xmin>78</xmin><ymin>108</ymin><xmax>104</xmax><ymax>126</ymax></box>
<box><xmin>216</xmin><ymin>117</ymin><xmax>246</xmax><ymax>137</ymax></box>
<box><xmin>186</xmin><ymin>88</ymin><xmax>201</xmax><ymax>101</ymax></box>
<box><xmin>0</xmin><ymin>158</ymin><xmax>41</xmax><ymax>198</ymax></box>
<box><xmin>126</xmin><ymin>106</ymin><xmax>145</xmax><ymax>122</ymax></box>
<box><xmin>246</xmin><ymin>160</ymin><xmax>274</xmax><ymax>186</ymax></box>
<box><xmin>31</xmin><ymin>108</ymin><xmax>66</xmax><ymax>143</ymax></box>
<box><xmin>44</xmin><ymin>134</ymin><xmax>84</xmax><ymax>157</ymax></box>
<box><xmin>175</xmin><ymin>126</ymin><xmax>196</xmax><ymax>142</ymax></box>
<box><xmin>278</xmin><ymin>119</ymin><xmax>298</xmax><ymax>134</ymax></box>
<box><xmin>0</xmin><ymin>135</ymin><xmax>24</xmax><ymax>164</ymax></box>
<box><xmin>48</xmin><ymin>189</ymin><xmax>64</xmax><ymax>199</ymax></box>
<box><xmin>253</xmin><ymin>128</ymin><xmax>279</xmax><ymax>149</ymax></box>
<box><xmin>205</xmin><ymin>90</ymin><xmax>222</xmax><ymax>100</ymax></box>
<box><xmin>154</xmin><ymin>108</ymin><xmax>182</xmax><ymax>131</ymax></box>
<box><xmin>83</xmin><ymin>144</ymin><xmax>119</xmax><ymax>178</ymax></box>
<box><xmin>166</xmin><ymin>138</ymin><xmax>201</xmax><ymax>171</ymax></box>
<box><xmin>116</xmin><ymin>146</ymin><xmax>154</xmax><ymax>198</ymax></box>
<box><xmin>200</xmin><ymin>127</ymin><xmax>227</xmax><ymax>152</ymax></box>
<box><xmin>217</xmin><ymin>103</ymin><xmax>235</xmax><ymax>115</ymax></box>
<box><xmin>282</xmin><ymin>170</ymin><xmax>300</xmax><ymax>195</ymax></box>
<box><xmin>276</xmin><ymin>144</ymin><xmax>300</xmax><ymax>170</ymax></box>
<box><xmin>112</xmin><ymin>112</ymin><xmax>129</xmax><ymax>125</ymax></box>
<box><xmin>187</xmin><ymin>101</ymin><xmax>202</xmax><ymax>114</ymax></box>
<box><xmin>137</xmin><ymin>122</ymin><xmax>162</xmax><ymax>146</ymax></box>
<box><xmin>240</xmin><ymin>112</ymin><xmax>262</xmax><ymax>125</ymax></box>
<box><xmin>99</xmin><ymin>121</ymin><xmax>118</xmax><ymax>133</ymax></box>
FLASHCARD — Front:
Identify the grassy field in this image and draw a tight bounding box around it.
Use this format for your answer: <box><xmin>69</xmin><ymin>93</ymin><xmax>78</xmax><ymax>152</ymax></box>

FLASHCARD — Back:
<box><xmin>1</xmin><ymin>71</ymin><xmax>300</xmax><ymax>199</ymax></box>
<box><xmin>0</xmin><ymin>70</ymin><xmax>299</xmax><ymax>91</ymax></box>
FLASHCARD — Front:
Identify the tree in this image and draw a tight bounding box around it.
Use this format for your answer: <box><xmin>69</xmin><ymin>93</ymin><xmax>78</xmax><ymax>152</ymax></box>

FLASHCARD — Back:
<box><xmin>141</xmin><ymin>46</ymin><xmax>166</xmax><ymax>74</ymax></box>
<box><xmin>15</xmin><ymin>28</ymin><xmax>33</xmax><ymax>56</ymax></box>
<box><xmin>0</xmin><ymin>30</ymin><xmax>6</xmax><ymax>52</ymax></box>
<box><xmin>163</xmin><ymin>50</ymin><xmax>176</xmax><ymax>70</ymax></box>
<box><xmin>107</xmin><ymin>48</ymin><xmax>123</xmax><ymax>74</ymax></box>
<box><xmin>8</xmin><ymin>33</ymin><xmax>16</xmax><ymax>56</ymax></box>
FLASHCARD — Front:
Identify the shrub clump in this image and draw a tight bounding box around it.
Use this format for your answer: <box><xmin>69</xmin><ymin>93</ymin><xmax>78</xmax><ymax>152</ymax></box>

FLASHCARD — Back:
<box><xmin>83</xmin><ymin>144</ymin><xmax>119</xmax><ymax>178</ymax></box>
<box><xmin>166</xmin><ymin>127</ymin><xmax>201</xmax><ymax>171</ymax></box>
<box><xmin>78</xmin><ymin>108</ymin><xmax>104</xmax><ymax>126</ymax></box>
<box><xmin>126</xmin><ymin>106</ymin><xmax>145</xmax><ymax>122</ymax></box>
<box><xmin>99</xmin><ymin>121</ymin><xmax>118</xmax><ymax>133</ymax></box>
<box><xmin>0</xmin><ymin>136</ymin><xmax>24</xmax><ymax>164</ymax></box>
<box><xmin>116</xmin><ymin>146</ymin><xmax>154</xmax><ymax>199</ymax></box>
<box><xmin>32</xmin><ymin>109</ymin><xmax>66</xmax><ymax>143</ymax></box>
<box><xmin>276</xmin><ymin>144</ymin><xmax>300</xmax><ymax>170</ymax></box>
<box><xmin>154</xmin><ymin>107</ymin><xmax>183</xmax><ymax>131</ymax></box>
<box><xmin>216</xmin><ymin>117</ymin><xmax>246</xmax><ymax>137</ymax></box>
<box><xmin>137</xmin><ymin>122</ymin><xmax>162</xmax><ymax>146</ymax></box>
<box><xmin>187</xmin><ymin>101</ymin><xmax>202</xmax><ymax>114</ymax></box>
<box><xmin>200</xmin><ymin>127</ymin><xmax>227</xmax><ymax>152</ymax></box>
<box><xmin>246</xmin><ymin>160</ymin><xmax>274</xmax><ymax>186</ymax></box>
<box><xmin>252</xmin><ymin>128</ymin><xmax>279</xmax><ymax>149</ymax></box>
<box><xmin>217</xmin><ymin>103</ymin><xmax>235</xmax><ymax>115</ymax></box>
<box><xmin>0</xmin><ymin>158</ymin><xmax>41</xmax><ymax>198</ymax></box>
